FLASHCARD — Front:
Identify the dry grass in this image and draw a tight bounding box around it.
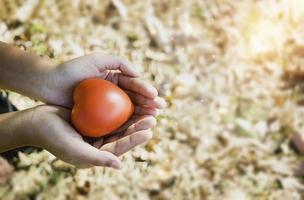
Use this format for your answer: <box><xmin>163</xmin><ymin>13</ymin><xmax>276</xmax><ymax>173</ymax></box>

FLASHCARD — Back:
<box><xmin>1</xmin><ymin>0</ymin><xmax>304</xmax><ymax>199</ymax></box>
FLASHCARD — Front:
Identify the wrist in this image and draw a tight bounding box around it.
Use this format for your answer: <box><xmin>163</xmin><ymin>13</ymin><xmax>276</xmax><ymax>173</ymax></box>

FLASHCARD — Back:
<box><xmin>0</xmin><ymin>42</ymin><xmax>57</xmax><ymax>102</ymax></box>
<box><xmin>0</xmin><ymin>109</ymin><xmax>34</xmax><ymax>152</ymax></box>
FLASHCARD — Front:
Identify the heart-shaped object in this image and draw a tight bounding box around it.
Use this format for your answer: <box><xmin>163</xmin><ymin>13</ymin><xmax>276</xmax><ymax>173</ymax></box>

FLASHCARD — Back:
<box><xmin>71</xmin><ymin>78</ymin><xmax>134</xmax><ymax>137</ymax></box>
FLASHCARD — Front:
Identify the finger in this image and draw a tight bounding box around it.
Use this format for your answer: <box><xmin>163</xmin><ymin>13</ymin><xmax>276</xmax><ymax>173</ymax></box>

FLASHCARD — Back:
<box><xmin>93</xmin><ymin>53</ymin><xmax>139</xmax><ymax>77</ymax></box>
<box><xmin>112</xmin><ymin>116</ymin><xmax>138</xmax><ymax>133</ymax></box>
<box><xmin>118</xmin><ymin>75</ymin><xmax>158</xmax><ymax>98</ymax></box>
<box><xmin>100</xmin><ymin>130</ymin><xmax>152</xmax><ymax>156</ymax></box>
<box><xmin>67</xmin><ymin>141</ymin><xmax>121</xmax><ymax>169</ymax></box>
<box><xmin>126</xmin><ymin>91</ymin><xmax>167</xmax><ymax>108</ymax></box>
<box><xmin>135</xmin><ymin>106</ymin><xmax>158</xmax><ymax>116</ymax></box>
<box><xmin>48</xmin><ymin>115</ymin><xmax>121</xmax><ymax>169</ymax></box>
<box><xmin>124</xmin><ymin>116</ymin><xmax>156</xmax><ymax>136</ymax></box>
<box><xmin>92</xmin><ymin>137</ymin><xmax>104</xmax><ymax>148</ymax></box>
<box><xmin>104</xmin><ymin>116</ymin><xmax>156</xmax><ymax>144</ymax></box>
<box><xmin>102</xmin><ymin>115</ymin><xmax>146</xmax><ymax>144</ymax></box>
<box><xmin>92</xmin><ymin>116</ymin><xmax>141</xmax><ymax>149</ymax></box>
<box><xmin>68</xmin><ymin>53</ymin><xmax>139</xmax><ymax>77</ymax></box>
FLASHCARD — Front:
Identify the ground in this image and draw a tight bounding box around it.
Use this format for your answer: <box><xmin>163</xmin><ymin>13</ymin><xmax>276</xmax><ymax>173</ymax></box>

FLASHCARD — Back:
<box><xmin>1</xmin><ymin>0</ymin><xmax>304</xmax><ymax>199</ymax></box>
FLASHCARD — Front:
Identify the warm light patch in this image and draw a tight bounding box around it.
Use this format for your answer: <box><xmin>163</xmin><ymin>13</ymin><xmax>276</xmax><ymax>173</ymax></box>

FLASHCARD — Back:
<box><xmin>248</xmin><ymin>20</ymin><xmax>284</xmax><ymax>55</ymax></box>
<box><xmin>242</xmin><ymin>0</ymin><xmax>304</xmax><ymax>57</ymax></box>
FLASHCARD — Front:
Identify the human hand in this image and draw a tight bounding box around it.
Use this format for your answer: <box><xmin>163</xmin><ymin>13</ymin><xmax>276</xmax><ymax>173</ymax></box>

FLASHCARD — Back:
<box><xmin>0</xmin><ymin>44</ymin><xmax>166</xmax><ymax>113</ymax></box>
<box><xmin>41</xmin><ymin>54</ymin><xmax>166</xmax><ymax>157</ymax></box>
<box><xmin>0</xmin><ymin>47</ymin><xmax>165</xmax><ymax>167</ymax></box>
<box><xmin>43</xmin><ymin>53</ymin><xmax>166</xmax><ymax>111</ymax></box>
<box><xmin>28</xmin><ymin>105</ymin><xmax>157</xmax><ymax>168</ymax></box>
<box><xmin>40</xmin><ymin>53</ymin><xmax>166</xmax><ymax>153</ymax></box>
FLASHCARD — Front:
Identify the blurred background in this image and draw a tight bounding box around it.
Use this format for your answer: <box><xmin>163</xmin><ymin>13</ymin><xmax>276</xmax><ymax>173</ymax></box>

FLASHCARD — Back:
<box><xmin>1</xmin><ymin>0</ymin><xmax>304</xmax><ymax>199</ymax></box>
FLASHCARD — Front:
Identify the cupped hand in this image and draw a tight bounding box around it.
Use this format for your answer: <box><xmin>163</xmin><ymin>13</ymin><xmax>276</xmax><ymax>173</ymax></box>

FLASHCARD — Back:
<box><xmin>32</xmin><ymin>53</ymin><xmax>166</xmax><ymax>167</ymax></box>
<box><xmin>29</xmin><ymin>105</ymin><xmax>157</xmax><ymax>169</ymax></box>
<box><xmin>44</xmin><ymin>53</ymin><xmax>166</xmax><ymax>111</ymax></box>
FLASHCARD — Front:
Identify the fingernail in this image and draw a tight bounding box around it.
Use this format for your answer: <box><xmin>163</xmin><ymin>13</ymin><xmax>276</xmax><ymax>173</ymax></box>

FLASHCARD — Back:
<box><xmin>110</xmin><ymin>161</ymin><xmax>121</xmax><ymax>169</ymax></box>
<box><xmin>147</xmin><ymin>87</ymin><xmax>158</xmax><ymax>98</ymax></box>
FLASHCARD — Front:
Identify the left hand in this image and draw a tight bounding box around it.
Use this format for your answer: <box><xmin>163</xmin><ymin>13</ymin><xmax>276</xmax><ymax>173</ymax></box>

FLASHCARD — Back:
<box><xmin>30</xmin><ymin>105</ymin><xmax>158</xmax><ymax>168</ymax></box>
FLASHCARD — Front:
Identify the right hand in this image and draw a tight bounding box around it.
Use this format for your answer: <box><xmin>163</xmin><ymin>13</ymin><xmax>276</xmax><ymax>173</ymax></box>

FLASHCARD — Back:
<box><xmin>40</xmin><ymin>53</ymin><xmax>166</xmax><ymax>109</ymax></box>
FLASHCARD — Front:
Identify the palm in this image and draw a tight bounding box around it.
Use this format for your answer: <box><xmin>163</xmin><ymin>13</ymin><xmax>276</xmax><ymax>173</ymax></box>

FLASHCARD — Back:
<box><xmin>80</xmin><ymin>69</ymin><xmax>161</xmax><ymax>151</ymax></box>
<box><xmin>35</xmin><ymin>105</ymin><xmax>157</xmax><ymax>168</ymax></box>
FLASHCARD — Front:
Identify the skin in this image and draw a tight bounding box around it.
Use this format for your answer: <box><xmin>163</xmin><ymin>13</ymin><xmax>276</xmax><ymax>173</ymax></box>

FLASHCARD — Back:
<box><xmin>0</xmin><ymin>41</ymin><xmax>166</xmax><ymax>169</ymax></box>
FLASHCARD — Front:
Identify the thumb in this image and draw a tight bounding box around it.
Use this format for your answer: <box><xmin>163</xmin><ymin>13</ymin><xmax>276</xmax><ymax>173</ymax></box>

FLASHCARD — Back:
<box><xmin>64</xmin><ymin>138</ymin><xmax>122</xmax><ymax>169</ymax></box>
<box><xmin>42</xmin><ymin>112</ymin><xmax>122</xmax><ymax>169</ymax></box>
<box><xmin>70</xmin><ymin>53</ymin><xmax>140</xmax><ymax>77</ymax></box>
